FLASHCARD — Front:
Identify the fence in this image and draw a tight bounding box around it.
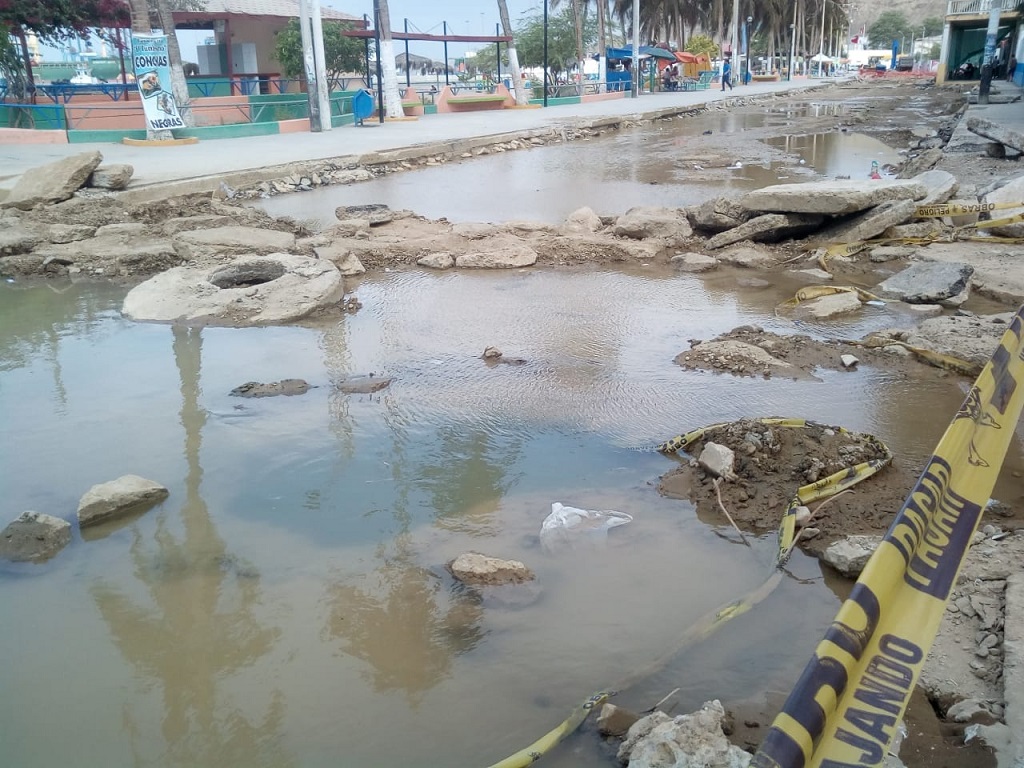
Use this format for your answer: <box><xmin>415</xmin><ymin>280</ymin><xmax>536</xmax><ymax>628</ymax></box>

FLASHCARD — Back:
<box><xmin>947</xmin><ymin>0</ymin><xmax>1019</xmax><ymax>14</ymax></box>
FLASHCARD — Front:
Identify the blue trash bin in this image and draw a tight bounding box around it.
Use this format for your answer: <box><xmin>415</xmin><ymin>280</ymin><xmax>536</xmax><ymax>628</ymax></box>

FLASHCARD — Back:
<box><xmin>352</xmin><ymin>89</ymin><xmax>375</xmax><ymax>125</ymax></box>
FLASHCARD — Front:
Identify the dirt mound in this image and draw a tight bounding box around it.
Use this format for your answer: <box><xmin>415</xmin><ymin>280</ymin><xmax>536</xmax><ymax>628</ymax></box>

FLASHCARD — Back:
<box><xmin>658</xmin><ymin>418</ymin><xmax>920</xmax><ymax>557</ymax></box>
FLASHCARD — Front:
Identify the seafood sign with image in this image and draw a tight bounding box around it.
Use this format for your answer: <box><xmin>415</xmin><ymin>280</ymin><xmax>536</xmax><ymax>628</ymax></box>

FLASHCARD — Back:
<box><xmin>131</xmin><ymin>34</ymin><xmax>185</xmax><ymax>131</ymax></box>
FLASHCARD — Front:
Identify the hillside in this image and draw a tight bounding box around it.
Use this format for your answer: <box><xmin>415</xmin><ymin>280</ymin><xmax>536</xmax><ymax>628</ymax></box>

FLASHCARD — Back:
<box><xmin>852</xmin><ymin>0</ymin><xmax>949</xmax><ymax>37</ymax></box>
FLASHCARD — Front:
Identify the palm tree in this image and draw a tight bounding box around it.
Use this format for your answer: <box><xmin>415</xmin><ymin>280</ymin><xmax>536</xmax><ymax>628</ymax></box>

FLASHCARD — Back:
<box><xmin>374</xmin><ymin>0</ymin><xmax>403</xmax><ymax>119</ymax></box>
<box><xmin>497</xmin><ymin>0</ymin><xmax>529</xmax><ymax>105</ymax></box>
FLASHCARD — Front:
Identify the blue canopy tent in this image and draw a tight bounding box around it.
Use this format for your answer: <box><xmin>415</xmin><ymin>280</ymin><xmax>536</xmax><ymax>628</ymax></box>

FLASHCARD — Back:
<box><xmin>605</xmin><ymin>46</ymin><xmax>675</xmax><ymax>90</ymax></box>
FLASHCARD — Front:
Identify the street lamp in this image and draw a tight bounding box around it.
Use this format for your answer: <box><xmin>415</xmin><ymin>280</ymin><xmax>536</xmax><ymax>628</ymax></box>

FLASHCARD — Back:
<box><xmin>788</xmin><ymin>22</ymin><xmax>795</xmax><ymax>81</ymax></box>
<box><xmin>745</xmin><ymin>16</ymin><xmax>753</xmax><ymax>83</ymax></box>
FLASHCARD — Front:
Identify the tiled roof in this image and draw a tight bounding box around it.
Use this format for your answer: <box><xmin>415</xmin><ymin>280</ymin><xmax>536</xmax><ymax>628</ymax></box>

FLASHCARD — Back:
<box><xmin>198</xmin><ymin>0</ymin><xmax>358</xmax><ymax>20</ymax></box>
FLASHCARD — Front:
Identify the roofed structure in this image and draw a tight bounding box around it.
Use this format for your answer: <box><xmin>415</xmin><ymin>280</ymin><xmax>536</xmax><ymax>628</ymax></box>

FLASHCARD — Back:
<box><xmin>189</xmin><ymin>0</ymin><xmax>358</xmax><ymax>21</ymax></box>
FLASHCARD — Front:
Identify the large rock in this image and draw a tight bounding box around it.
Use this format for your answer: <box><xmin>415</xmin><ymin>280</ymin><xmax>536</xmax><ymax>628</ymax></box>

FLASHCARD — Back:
<box><xmin>447</xmin><ymin>552</ymin><xmax>534</xmax><ymax>585</ymax></box>
<box><xmin>797</xmin><ymin>290</ymin><xmax>864</xmax><ymax>319</ymax></box>
<box><xmin>706</xmin><ymin>213</ymin><xmax>824</xmax><ymax>250</ymax></box>
<box><xmin>122</xmin><ymin>253</ymin><xmax>344</xmax><ymax>326</ymax></box>
<box><xmin>88</xmin><ymin>163</ymin><xmax>134</xmax><ymax>190</ymax></box>
<box><xmin>740</xmin><ymin>179</ymin><xmax>927</xmax><ymax>216</ymax></box>
<box><xmin>877</xmin><ymin>262</ymin><xmax>974</xmax><ymax>304</ymax></box>
<box><xmin>914</xmin><ymin>169</ymin><xmax>959</xmax><ymax>206</ymax></box>
<box><xmin>336</xmin><ymin>203</ymin><xmax>392</xmax><ymax>225</ymax></box>
<box><xmin>671</xmin><ymin>252</ymin><xmax>718</xmax><ymax>272</ymax></box>
<box><xmin>456</xmin><ymin>237</ymin><xmax>537</xmax><ymax>268</ymax></box>
<box><xmin>563</xmin><ymin>206</ymin><xmax>603</xmax><ymax>233</ymax></box>
<box><xmin>618</xmin><ymin>700</ymin><xmax>751</xmax><ymax>768</ymax></box>
<box><xmin>983</xmin><ymin>174</ymin><xmax>1024</xmax><ymax>237</ymax></box>
<box><xmin>904</xmin><ymin>312</ymin><xmax>1015</xmax><ymax>367</ymax></box>
<box><xmin>687</xmin><ymin>197</ymin><xmax>751</xmax><ymax>233</ymax></box>
<box><xmin>814</xmin><ymin>199</ymin><xmax>918</xmax><ymax>245</ymax></box>
<box><xmin>28</xmin><ymin>230</ymin><xmax>178</xmax><ymax>276</ymax></box>
<box><xmin>2</xmin><ymin>151</ymin><xmax>103</xmax><ymax>210</ymax></box>
<box><xmin>77</xmin><ymin>475</ymin><xmax>169</xmax><ymax>528</ymax></box>
<box><xmin>898</xmin><ymin>148</ymin><xmax>943</xmax><ymax>178</ymax></box>
<box><xmin>0</xmin><ymin>223</ymin><xmax>40</xmax><ymax>256</ymax></box>
<box><xmin>417</xmin><ymin>252</ymin><xmax>455</xmax><ymax>269</ymax></box>
<box><xmin>821</xmin><ymin>535</ymin><xmax>883</xmax><ymax>577</ymax></box>
<box><xmin>314</xmin><ymin>244</ymin><xmax>365</xmax><ymax>275</ymax></box>
<box><xmin>967</xmin><ymin>116</ymin><xmax>1024</xmax><ymax>153</ymax></box>
<box><xmin>46</xmin><ymin>223</ymin><xmax>96</xmax><ymax>243</ymax></box>
<box><xmin>698</xmin><ymin>442</ymin><xmax>735</xmax><ymax>480</ymax></box>
<box><xmin>0</xmin><ymin>511</ymin><xmax>71</xmax><ymax>563</ymax></box>
<box><xmin>174</xmin><ymin>226</ymin><xmax>296</xmax><ymax>260</ymax></box>
<box><xmin>613</xmin><ymin>206</ymin><xmax>692</xmax><ymax>244</ymax></box>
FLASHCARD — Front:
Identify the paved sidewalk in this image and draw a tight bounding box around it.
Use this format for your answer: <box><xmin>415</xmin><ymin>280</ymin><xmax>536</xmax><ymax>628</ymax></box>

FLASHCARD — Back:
<box><xmin>1</xmin><ymin>79</ymin><xmax>826</xmax><ymax>194</ymax></box>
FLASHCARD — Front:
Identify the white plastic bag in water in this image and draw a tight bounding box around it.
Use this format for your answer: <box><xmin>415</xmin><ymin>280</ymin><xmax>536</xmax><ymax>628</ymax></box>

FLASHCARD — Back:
<box><xmin>539</xmin><ymin>502</ymin><xmax>633</xmax><ymax>553</ymax></box>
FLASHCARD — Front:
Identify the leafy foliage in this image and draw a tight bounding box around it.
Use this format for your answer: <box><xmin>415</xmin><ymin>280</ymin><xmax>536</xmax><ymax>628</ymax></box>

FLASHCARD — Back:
<box><xmin>274</xmin><ymin>18</ymin><xmax>366</xmax><ymax>85</ymax></box>
<box><xmin>0</xmin><ymin>0</ymin><xmax>130</xmax><ymax>39</ymax></box>
<box><xmin>514</xmin><ymin>6</ymin><xmax>597</xmax><ymax>74</ymax></box>
<box><xmin>685</xmin><ymin>33</ymin><xmax>719</xmax><ymax>58</ymax></box>
<box><xmin>921</xmin><ymin>16</ymin><xmax>944</xmax><ymax>37</ymax></box>
<box><xmin>867</xmin><ymin>11</ymin><xmax>912</xmax><ymax>48</ymax></box>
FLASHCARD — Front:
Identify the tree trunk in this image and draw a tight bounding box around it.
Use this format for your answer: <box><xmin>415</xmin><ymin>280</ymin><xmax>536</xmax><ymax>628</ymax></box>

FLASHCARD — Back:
<box><xmin>375</xmin><ymin>0</ymin><xmax>404</xmax><ymax>119</ymax></box>
<box><xmin>154</xmin><ymin>0</ymin><xmax>194</xmax><ymax>126</ymax></box>
<box><xmin>572</xmin><ymin>0</ymin><xmax>585</xmax><ymax>93</ymax></box>
<box><xmin>498</xmin><ymin>0</ymin><xmax>528</xmax><ymax>105</ymax></box>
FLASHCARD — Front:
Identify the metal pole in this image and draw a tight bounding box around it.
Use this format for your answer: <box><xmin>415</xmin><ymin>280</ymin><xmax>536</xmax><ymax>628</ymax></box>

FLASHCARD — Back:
<box><xmin>310</xmin><ymin>0</ymin><xmax>332</xmax><ymax>131</ymax></box>
<box><xmin>631</xmin><ymin>0</ymin><xmax>639</xmax><ymax>97</ymax></box>
<box><xmin>979</xmin><ymin>0</ymin><xmax>1001</xmax><ymax>103</ymax></box>
<box><xmin>363</xmin><ymin>13</ymin><xmax>371</xmax><ymax>89</ymax></box>
<box><xmin>298</xmin><ymin>0</ymin><xmax>321</xmax><ymax>131</ymax></box>
<box><xmin>543</xmin><ymin>1</ymin><xmax>549</xmax><ymax>105</ymax></box>
<box><xmin>788</xmin><ymin>20</ymin><xmax>796</xmax><ymax>81</ymax></box>
<box><xmin>443</xmin><ymin>21</ymin><xmax>450</xmax><ymax>85</ymax></box>
<box><xmin>730</xmin><ymin>0</ymin><xmax>739</xmax><ymax>79</ymax></box>
<box><xmin>374</xmin><ymin>0</ymin><xmax>384</xmax><ymax>122</ymax></box>
<box><xmin>746</xmin><ymin>16</ymin><xmax>752</xmax><ymax>84</ymax></box>
<box><xmin>496</xmin><ymin>22</ymin><xmax>502</xmax><ymax>84</ymax></box>
<box><xmin>404</xmin><ymin>18</ymin><xmax>410</xmax><ymax>87</ymax></box>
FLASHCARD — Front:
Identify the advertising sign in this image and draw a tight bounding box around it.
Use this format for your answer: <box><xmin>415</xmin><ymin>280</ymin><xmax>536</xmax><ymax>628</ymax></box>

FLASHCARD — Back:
<box><xmin>131</xmin><ymin>34</ymin><xmax>185</xmax><ymax>132</ymax></box>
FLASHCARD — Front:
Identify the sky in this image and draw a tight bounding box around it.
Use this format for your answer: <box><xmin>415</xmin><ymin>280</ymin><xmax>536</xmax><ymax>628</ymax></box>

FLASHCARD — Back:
<box><xmin>333</xmin><ymin>0</ymin><xmax>542</xmax><ymax>57</ymax></box>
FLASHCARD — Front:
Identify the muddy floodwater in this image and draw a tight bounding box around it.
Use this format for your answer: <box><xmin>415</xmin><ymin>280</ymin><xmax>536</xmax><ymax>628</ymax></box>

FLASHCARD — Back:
<box><xmin>6</xmin><ymin>259</ymin><xmax>1016</xmax><ymax>767</ymax></box>
<box><xmin>259</xmin><ymin>101</ymin><xmax>902</xmax><ymax>227</ymax></box>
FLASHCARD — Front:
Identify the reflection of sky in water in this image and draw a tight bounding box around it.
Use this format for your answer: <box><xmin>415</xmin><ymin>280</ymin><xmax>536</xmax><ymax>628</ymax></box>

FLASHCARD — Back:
<box><xmin>0</xmin><ymin>271</ymin><xmax>1009</xmax><ymax>768</ymax></box>
<box><xmin>256</xmin><ymin>102</ymin><xmax>897</xmax><ymax>227</ymax></box>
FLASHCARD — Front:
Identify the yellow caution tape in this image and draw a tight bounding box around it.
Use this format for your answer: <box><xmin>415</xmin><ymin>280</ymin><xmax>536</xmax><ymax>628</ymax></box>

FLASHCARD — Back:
<box><xmin>779</xmin><ymin>285</ymin><xmax>885</xmax><ymax>309</ymax></box>
<box><xmin>486</xmin><ymin>419</ymin><xmax>893</xmax><ymax>768</ymax></box>
<box><xmin>843</xmin><ymin>337</ymin><xmax>981</xmax><ymax>376</ymax></box>
<box><xmin>752</xmin><ymin>304</ymin><xmax>1024</xmax><ymax>768</ymax></box>
<box><xmin>485</xmin><ymin>691</ymin><xmax>614</xmax><ymax>768</ymax></box>
<box><xmin>914</xmin><ymin>199</ymin><xmax>1023</xmax><ymax>218</ymax></box>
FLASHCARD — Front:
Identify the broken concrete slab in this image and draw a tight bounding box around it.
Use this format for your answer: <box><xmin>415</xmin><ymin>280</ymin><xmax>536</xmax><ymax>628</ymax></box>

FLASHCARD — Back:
<box><xmin>821</xmin><ymin>535</ymin><xmax>883</xmax><ymax>577</ymax></box>
<box><xmin>903</xmin><ymin>312</ymin><xmax>1014</xmax><ymax>368</ymax></box>
<box><xmin>456</xmin><ymin>237</ymin><xmax>537</xmax><ymax>268</ymax></box>
<box><xmin>717</xmin><ymin>244</ymin><xmax>778</xmax><ymax>268</ymax></box>
<box><xmin>983</xmin><ymin>173</ymin><xmax>1024</xmax><ymax>237</ymax></box>
<box><xmin>814</xmin><ymin>199</ymin><xmax>918</xmax><ymax>245</ymax></box>
<box><xmin>967</xmin><ymin>116</ymin><xmax>1024</xmax><ymax>153</ymax></box>
<box><xmin>29</xmin><ymin>231</ymin><xmax>179</xmax><ymax>277</ymax></box>
<box><xmin>789</xmin><ymin>267</ymin><xmax>834</xmax><ymax>281</ymax></box>
<box><xmin>797</xmin><ymin>290</ymin><xmax>864</xmax><ymax>319</ymax></box>
<box><xmin>447</xmin><ymin>552</ymin><xmax>535</xmax><ymax>586</ymax></box>
<box><xmin>882</xmin><ymin>220</ymin><xmax>944</xmax><ymax>240</ymax></box>
<box><xmin>740</xmin><ymin>179</ymin><xmax>927</xmax><ymax>216</ymax></box>
<box><xmin>706</xmin><ymin>213</ymin><xmax>824</xmax><ymax>250</ymax></box>
<box><xmin>687</xmin><ymin>196</ymin><xmax>751</xmax><ymax>233</ymax></box>
<box><xmin>914</xmin><ymin>169</ymin><xmax>959</xmax><ymax>206</ymax></box>
<box><xmin>877</xmin><ymin>261</ymin><xmax>974</xmax><ymax>304</ymax></box>
<box><xmin>563</xmin><ymin>206</ymin><xmax>603</xmax><ymax>233</ymax></box>
<box><xmin>0</xmin><ymin>223</ymin><xmax>40</xmax><ymax>256</ymax></box>
<box><xmin>2</xmin><ymin>151</ymin><xmax>103</xmax><ymax>210</ymax></box>
<box><xmin>417</xmin><ymin>252</ymin><xmax>455</xmax><ymax>269</ymax></box>
<box><xmin>174</xmin><ymin>226</ymin><xmax>297</xmax><ymax>260</ymax></box>
<box><xmin>613</xmin><ymin>206</ymin><xmax>692</xmax><ymax>244</ymax></box>
<box><xmin>898</xmin><ymin>147</ymin><xmax>943</xmax><ymax>177</ymax></box>
<box><xmin>314</xmin><ymin>244</ymin><xmax>365</xmax><ymax>275</ymax></box>
<box><xmin>161</xmin><ymin>215</ymin><xmax>235</xmax><ymax>236</ymax></box>
<box><xmin>122</xmin><ymin>253</ymin><xmax>344</xmax><ymax>326</ymax></box>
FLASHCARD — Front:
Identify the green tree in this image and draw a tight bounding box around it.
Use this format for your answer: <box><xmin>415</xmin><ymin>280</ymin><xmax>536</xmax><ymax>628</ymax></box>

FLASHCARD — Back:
<box><xmin>514</xmin><ymin>6</ymin><xmax>596</xmax><ymax>76</ymax></box>
<box><xmin>921</xmin><ymin>16</ymin><xmax>944</xmax><ymax>37</ymax></box>
<box><xmin>274</xmin><ymin>18</ymin><xmax>366</xmax><ymax>89</ymax></box>
<box><xmin>867</xmin><ymin>11</ymin><xmax>912</xmax><ymax>49</ymax></box>
<box><xmin>685</xmin><ymin>33</ymin><xmax>719</xmax><ymax>58</ymax></box>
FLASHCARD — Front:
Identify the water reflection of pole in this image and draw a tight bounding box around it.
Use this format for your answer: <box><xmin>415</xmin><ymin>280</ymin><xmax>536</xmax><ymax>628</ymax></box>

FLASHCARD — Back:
<box><xmin>90</xmin><ymin>326</ymin><xmax>285</xmax><ymax>767</ymax></box>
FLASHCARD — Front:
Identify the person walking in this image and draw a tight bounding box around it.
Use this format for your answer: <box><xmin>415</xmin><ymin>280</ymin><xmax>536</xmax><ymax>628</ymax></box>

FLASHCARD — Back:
<box><xmin>721</xmin><ymin>58</ymin><xmax>733</xmax><ymax>91</ymax></box>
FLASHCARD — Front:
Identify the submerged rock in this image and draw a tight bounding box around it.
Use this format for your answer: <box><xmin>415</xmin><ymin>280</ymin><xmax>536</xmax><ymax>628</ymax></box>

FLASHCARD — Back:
<box><xmin>448</xmin><ymin>552</ymin><xmax>534</xmax><ymax>585</ymax></box>
<box><xmin>230</xmin><ymin>379</ymin><xmax>312</xmax><ymax>398</ymax></box>
<box><xmin>336</xmin><ymin>374</ymin><xmax>392</xmax><ymax>394</ymax></box>
<box><xmin>0</xmin><ymin>511</ymin><xmax>71</xmax><ymax>563</ymax></box>
<box><xmin>77</xmin><ymin>475</ymin><xmax>169</xmax><ymax>529</ymax></box>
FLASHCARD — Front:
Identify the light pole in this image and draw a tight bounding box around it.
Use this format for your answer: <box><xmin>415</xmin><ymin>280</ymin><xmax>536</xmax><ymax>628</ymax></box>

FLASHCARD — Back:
<box><xmin>788</xmin><ymin>22</ymin><xmax>795</xmax><ymax>81</ymax></box>
<box><xmin>746</xmin><ymin>15</ymin><xmax>753</xmax><ymax>83</ymax></box>
<box><xmin>819</xmin><ymin>0</ymin><xmax>827</xmax><ymax>77</ymax></box>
